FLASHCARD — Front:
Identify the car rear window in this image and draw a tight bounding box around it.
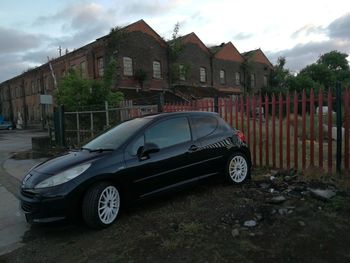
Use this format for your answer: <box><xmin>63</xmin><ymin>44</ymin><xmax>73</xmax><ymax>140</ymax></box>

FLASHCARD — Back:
<box><xmin>191</xmin><ymin>116</ymin><xmax>218</xmax><ymax>139</ymax></box>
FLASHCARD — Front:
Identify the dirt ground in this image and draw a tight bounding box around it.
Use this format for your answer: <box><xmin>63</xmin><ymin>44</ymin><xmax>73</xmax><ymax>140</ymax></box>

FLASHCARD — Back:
<box><xmin>1</xmin><ymin>168</ymin><xmax>350</xmax><ymax>263</ymax></box>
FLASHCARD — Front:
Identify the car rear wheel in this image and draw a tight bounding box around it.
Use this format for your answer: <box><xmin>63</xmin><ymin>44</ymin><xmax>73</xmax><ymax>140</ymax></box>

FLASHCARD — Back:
<box><xmin>82</xmin><ymin>182</ymin><xmax>120</xmax><ymax>229</ymax></box>
<box><xmin>226</xmin><ymin>152</ymin><xmax>250</xmax><ymax>184</ymax></box>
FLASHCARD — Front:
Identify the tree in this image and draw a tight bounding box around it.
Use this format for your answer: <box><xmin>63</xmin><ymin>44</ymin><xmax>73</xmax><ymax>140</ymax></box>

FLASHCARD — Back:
<box><xmin>168</xmin><ymin>22</ymin><xmax>190</xmax><ymax>83</ymax></box>
<box><xmin>56</xmin><ymin>60</ymin><xmax>123</xmax><ymax>110</ymax></box>
<box><xmin>269</xmin><ymin>56</ymin><xmax>292</xmax><ymax>93</ymax></box>
<box><xmin>293</xmin><ymin>50</ymin><xmax>350</xmax><ymax>90</ymax></box>
<box><xmin>317</xmin><ymin>51</ymin><xmax>349</xmax><ymax>72</ymax></box>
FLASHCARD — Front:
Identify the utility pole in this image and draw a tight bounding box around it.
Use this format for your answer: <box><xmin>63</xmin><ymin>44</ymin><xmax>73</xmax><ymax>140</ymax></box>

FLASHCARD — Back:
<box><xmin>58</xmin><ymin>46</ymin><xmax>62</xmax><ymax>57</ymax></box>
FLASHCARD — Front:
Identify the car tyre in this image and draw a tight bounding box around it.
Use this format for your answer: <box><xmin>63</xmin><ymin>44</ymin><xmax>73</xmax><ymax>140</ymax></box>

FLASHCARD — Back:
<box><xmin>226</xmin><ymin>152</ymin><xmax>250</xmax><ymax>184</ymax></box>
<box><xmin>82</xmin><ymin>182</ymin><xmax>120</xmax><ymax>229</ymax></box>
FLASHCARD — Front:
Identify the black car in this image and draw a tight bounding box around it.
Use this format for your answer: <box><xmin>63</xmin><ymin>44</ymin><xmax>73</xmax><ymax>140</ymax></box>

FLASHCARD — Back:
<box><xmin>20</xmin><ymin>111</ymin><xmax>251</xmax><ymax>228</ymax></box>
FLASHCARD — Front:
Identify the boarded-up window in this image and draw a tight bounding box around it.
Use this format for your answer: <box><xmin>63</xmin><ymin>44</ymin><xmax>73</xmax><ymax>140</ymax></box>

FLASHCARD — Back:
<box><xmin>179</xmin><ymin>64</ymin><xmax>186</xmax><ymax>81</ymax></box>
<box><xmin>80</xmin><ymin>61</ymin><xmax>86</xmax><ymax>78</ymax></box>
<box><xmin>153</xmin><ymin>61</ymin><xmax>161</xmax><ymax>79</ymax></box>
<box><xmin>123</xmin><ymin>57</ymin><xmax>133</xmax><ymax>76</ymax></box>
<box><xmin>235</xmin><ymin>72</ymin><xmax>240</xmax><ymax>85</ymax></box>
<box><xmin>263</xmin><ymin>75</ymin><xmax>268</xmax><ymax>87</ymax></box>
<box><xmin>200</xmin><ymin>67</ymin><xmax>206</xmax><ymax>83</ymax></box>
<box><xmin>220</xmin><ymin>70</ymin><xmax>225</xmax><ymax>84</ymax></box>
<box><xmin>97</xmin><ymin>57</ymin><xmax>104</xmax><ymax>77</ymax></box>
<box><xmin>251</xmin><ymin>73</ymin><xmax>256</xmax><ymax>88</ymax></box>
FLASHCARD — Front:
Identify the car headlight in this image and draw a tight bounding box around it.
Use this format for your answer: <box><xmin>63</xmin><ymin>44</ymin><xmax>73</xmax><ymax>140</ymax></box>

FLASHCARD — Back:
<box><xmin>34</xmin><ymin>163</ymin><xmax>91</xmax><ymax>189</ymax></box>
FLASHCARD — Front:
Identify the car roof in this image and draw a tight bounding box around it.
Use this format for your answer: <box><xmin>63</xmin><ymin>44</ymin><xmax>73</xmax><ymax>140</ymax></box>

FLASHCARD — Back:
<box><xmin>142</xmin><ymin>111</ymin><xmax>219</xmax><ymax>120</ymax></box>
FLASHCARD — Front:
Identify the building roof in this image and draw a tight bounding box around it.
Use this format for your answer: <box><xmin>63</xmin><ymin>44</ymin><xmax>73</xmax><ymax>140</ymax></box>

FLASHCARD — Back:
<box><xmin>210</xmin><ymin>42</ymin><xmax>244</xmax><ymax>62</ymax></box>
<box><xmin>170</xmin><ymin>32</ymin><xmax>210</xmax><ymax>54</ymax></box>
<box><xmin>124</xmin><ymin>19</ymin><xmax>168</xmax><ymax>48</ymax></box>
<box><xmin>242</xmin><ymin>48</ymin><xmax>273</xmax><ymax>68</ymax></box>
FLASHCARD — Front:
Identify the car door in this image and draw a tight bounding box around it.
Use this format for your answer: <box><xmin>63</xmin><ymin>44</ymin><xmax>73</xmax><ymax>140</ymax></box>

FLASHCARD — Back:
<box><xmin>190</xmin><ymin>115</ymin><xmax>232</xmax><ymax>175</ymax></box>
<box><xmin>124</xmin><ymin>116</ymin><xmax>200</xmax><ymax>199</ymax></box>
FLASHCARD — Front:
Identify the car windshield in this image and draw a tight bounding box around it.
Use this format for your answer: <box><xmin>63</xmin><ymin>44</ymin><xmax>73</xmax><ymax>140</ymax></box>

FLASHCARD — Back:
<box><xmin>83</xmin><ymin>118</ymin><xmax>150</xmax><ymax>151</ymax></box>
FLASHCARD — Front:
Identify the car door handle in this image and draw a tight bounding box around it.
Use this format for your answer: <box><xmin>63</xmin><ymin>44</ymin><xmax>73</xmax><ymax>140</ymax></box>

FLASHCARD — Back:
<box><xmin>188</xmin><ymin>145</ymin><xmax>199</xmax><ymax>153</ymax></box>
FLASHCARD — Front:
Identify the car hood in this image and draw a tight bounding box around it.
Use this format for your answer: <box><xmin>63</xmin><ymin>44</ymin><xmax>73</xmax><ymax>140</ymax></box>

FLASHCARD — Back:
<box><xmin>22</xmin><ymin>150</ymin><xmax>113</xmax><ymax>189</ymax></box>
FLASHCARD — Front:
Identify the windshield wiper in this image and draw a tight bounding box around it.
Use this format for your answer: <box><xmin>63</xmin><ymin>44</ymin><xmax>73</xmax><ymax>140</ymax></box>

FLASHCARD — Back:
<box><xmin>87</xmin><ymin>148</ymin><xmax>114</xmax><ymax>153</ymax></box>
<box><xmin>81</xmin><ymin>147</ymin><xmax>91</xmax><ymax>151</ymax></box>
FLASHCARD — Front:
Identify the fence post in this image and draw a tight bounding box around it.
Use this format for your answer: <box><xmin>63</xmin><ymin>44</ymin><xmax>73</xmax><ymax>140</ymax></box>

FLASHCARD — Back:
<box><xmin>76</xmin><ymin>111</ymin><xmax>80</xmax><ymax>145</ymax></box>
<box><xmin>55</xmin><ymin>105</ymin><xmax>65</xmax><ymax>147</ymax></box>
<box><xmin>336</xmin><ymin>82</ymin><xmax>342</xmax><ymax>174</ymax></box>
<box><xmin>214</xmin><ymin>96</ymin><xmax>219</xmax><ymax>113</ymax></box>
<box><xmin>344</xmin><ymin>89</ymin><xmax>349</xmax><ymax>175</ymax></box>
<box><xmin>105</xmin><ymin>101</ymin><xmax>110</xmax><ymax>127</ymax></box>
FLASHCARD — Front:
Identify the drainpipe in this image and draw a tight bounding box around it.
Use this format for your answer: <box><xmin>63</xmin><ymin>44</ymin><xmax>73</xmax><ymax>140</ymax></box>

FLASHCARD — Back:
<box><xmin>21</xmin><ymin>78</ymin><xmax>28</xmax><ymax>128</ymax></box>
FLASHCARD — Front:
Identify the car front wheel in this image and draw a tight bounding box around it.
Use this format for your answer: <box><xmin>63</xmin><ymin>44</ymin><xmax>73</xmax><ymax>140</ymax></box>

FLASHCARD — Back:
<box><xmin>82</xmin><ymin>182</ymin><xmax>120</xmax><ymax>229</ymax></box>
<box><xmin>226</xmin><ymin>152</ymin><xmax>250</xmax><ymax>184</ymax></box>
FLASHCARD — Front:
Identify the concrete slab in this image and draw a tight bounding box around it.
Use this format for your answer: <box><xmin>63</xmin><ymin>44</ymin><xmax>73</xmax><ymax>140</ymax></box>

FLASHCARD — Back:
<box><xmin>0</xmin><ymin>185</ymin><xmax>28</xmax><ymax>256</ymax></box>
<box><xmin>3</xmin><ymin>158</ymin><xmax>47</xmax><ymax>181</ymax></box>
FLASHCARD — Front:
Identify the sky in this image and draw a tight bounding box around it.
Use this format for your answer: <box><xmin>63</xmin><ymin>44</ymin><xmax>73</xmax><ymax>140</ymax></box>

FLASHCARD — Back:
<box><xmin>0</xmin><ymin>0</ymin><xmax>350</xmax><ymax>82</ymax></box>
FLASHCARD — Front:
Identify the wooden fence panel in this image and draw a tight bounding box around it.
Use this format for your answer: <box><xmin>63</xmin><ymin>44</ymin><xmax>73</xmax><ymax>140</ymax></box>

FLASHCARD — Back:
<box><xmin>279</xmin><ymin>93</ymin><xmax>283</xmax><ymax>169</ymax></box>
<box><xmin>310</xmin><ymin>89</ymin><xmax>315</xmax><ymax>167</ymax></box>
<box><xmin>344</xmin><ymin>89</ymin><xmax>349</xmax><ymax>175</ymax></box>
<box><xmin>272</xmin><ymin>94</ymin><xmax>276</xmax><ymax>168</ymax></box>
<box><xmin>328</xmin><ymin>89</ymin><xmax>333</xmax><ymax>174</ymax></box>
<box><xmin>294</xmin><ymin>92</ymin><xmax>298</xmax><ymax>169</ymax></box>
<box><xmin>318</xmin><ymin>90</ymin><xmax>323</xmax><ymax>169</ymax></box>
<box><xmin>302</xmin><ymin>90</ymin><xmax>306</xmax><ymax>170</ymax></box>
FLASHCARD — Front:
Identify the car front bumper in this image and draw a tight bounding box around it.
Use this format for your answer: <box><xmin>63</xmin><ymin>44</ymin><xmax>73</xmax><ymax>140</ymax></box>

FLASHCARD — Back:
<box><xmin>19</xmin><ymin>188</ymin><xmax>78</xmax><ymax>224</ymax></box>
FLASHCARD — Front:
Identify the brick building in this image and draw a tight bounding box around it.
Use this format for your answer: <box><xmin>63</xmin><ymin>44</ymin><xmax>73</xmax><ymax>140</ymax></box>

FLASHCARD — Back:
<box><xmin>0</xmin><ymin>19</ymin><xmax>273</xmax><ymax>127</ymax></box>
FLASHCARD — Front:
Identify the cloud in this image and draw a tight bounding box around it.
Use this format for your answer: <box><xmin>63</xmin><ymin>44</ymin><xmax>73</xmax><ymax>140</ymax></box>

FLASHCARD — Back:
<box><xmin>22</xmin><ymin>48</ymin><xmax>58</xmax><ymax>64</ymax></box>
<box><xmin>327</xmin><ymin>12</ymin><xmax>350</xmax><ymax>40</ymax></box>
<box><xmin>33</xmin><ymin>3</ymin><xmax>116</xmax><ymax>49</ymax></box>
<box><xmin>0</xmin><ymin>27</ymin><xmax>42</xmax><ymax>54</ymax></box>
<box><xmin>291</xmin><ymin>24</ymin><xmax>324</xmax><ymax>39</ymax></box>
<box><xmin>0</xmin><ymin>54</ymin><xmax>31</xmax><ymax>82</ymax></box>
<box><xmin>233</xmin><ymin>32</ymin><xmax>253</xmax><ymax>40</ymax></box>
<box><xmin>267</xmin><ymin>40</ymin><xmax>350</xmax><ymax>72</ymax></box>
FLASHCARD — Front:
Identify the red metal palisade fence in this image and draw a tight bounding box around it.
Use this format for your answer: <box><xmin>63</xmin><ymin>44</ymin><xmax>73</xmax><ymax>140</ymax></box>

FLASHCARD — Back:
<box><xmin>163</xmin><ymin>89</ymin><xmax>350</xmax><ymax>175</ymax></box>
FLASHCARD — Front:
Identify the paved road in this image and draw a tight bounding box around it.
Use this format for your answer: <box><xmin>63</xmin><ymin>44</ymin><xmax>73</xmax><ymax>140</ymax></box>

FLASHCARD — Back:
<box><xmin>0</xmin><ymin>129</ymin><xmax>47</xmax><ymax>255</ymax></box>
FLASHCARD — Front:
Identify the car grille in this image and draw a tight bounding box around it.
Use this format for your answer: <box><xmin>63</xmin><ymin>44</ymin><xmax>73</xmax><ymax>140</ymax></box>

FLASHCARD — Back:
<box><xmin>21</xmin><ymin>190</ymin><xmax>36</xmax><ymax>199</ymax></box>
<box><xmin>21</xmin><ymin>202</ymin><xmax>33</xmax><ymax>213</ymax></box>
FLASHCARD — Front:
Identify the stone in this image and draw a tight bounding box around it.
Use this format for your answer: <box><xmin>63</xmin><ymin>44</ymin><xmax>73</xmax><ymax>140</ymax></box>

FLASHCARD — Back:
<box><xmin>268</xmin><ymin>196</ymin><xmax>286</xmax><ymax>204</ymax></box>
<box><xmin>278</xmin><ymin>208</ymin><xmax>288</xmax><ymax>215</ymax></box>
<box><xmin>231</xmin><ymin>228</ymin><xmax>240</xmax><ymax>238</ymax></box>
<box><xmin>310</xmin><ymin>189</ymin><xmax>336</xmax><ymax>201</ymax></box>
<box><xmin>255</xmin><ymin>213</ymin><xmax>263</xmax><ymax>221</ymax></box>
<box><xmin>260</xmin><ymin>183</ymin><xmax>269</xmax><ymax>189</ymax></box>
<box><xmin>298</xmin><ymin>221</ymin><xmax>306</xmax><ymax>227</ymax></box>
<box><xmin>243</xmin><ymin>220</ymin><xmax>257</xmax><ymax>227</ymax></box>
<box><xmin>284</xmin><ymin>175</ymin><xmax>297</xmax><ymax>182</ymax></box>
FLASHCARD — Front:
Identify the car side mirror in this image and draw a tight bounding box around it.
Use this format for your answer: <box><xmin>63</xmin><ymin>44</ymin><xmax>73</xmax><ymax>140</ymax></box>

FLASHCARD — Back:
<box><xmin>137</xmin><ymin>143</ymin><xmax>160</xmax><ymax>161</ymax></box>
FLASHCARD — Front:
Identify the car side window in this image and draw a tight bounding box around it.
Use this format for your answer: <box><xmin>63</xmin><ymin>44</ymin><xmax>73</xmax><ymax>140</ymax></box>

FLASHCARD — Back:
<box><xmin>191</xmin><ymin>116</ymin><xmax>218</xmax><ymax>139</ymax></box>
<box><xmin>128</xmin><ymin>135</ymin><xmax>145</xmax><ymax>156</ymax></box>
<box><xmin>145</xmin><ymin>117</ymin><xmax>191</xmax><ymax>149</ymax></box>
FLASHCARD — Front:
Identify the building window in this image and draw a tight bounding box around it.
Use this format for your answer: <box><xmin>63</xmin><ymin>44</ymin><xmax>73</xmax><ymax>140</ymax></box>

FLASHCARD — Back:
<box><xmin>220</xmin><ymin>70</ymin><xmax>225</xmax><ymax>84</ymax></box>
<box><xmin>179</xmin><ymin>64</ymin><xmax>186</xmax><ymax>81</ymax></box>
<box><xmin>200</xmin><ymin>67</ymin><xmax>206</xmax><ymax>83</ymax></box>
<box><xmin>263</xmin><ymin>75</ymin><xmax>268</xmax><ymax>87</ymax></box>
<box><xmin>235</xmin><ymin>72</ymin><xmax>240</xmax><ymax>86</ymax></box>
<box><xmin>97</xmin><ymin>57</ymin><xmax>104</xmax><ymax>77</ymax></box>
<box><xmin>123</xmin><ymin>57</ymin><xmax>133</xmax><ymax>76</ymax></box>
<box><xmin>250</xmin><ymin>73</ymin><xmax>256</xmax><ymax>88</ymax></box>
<box><xmin>37</xmin><ymin>79</ymin><xmax>41</xmax><ymax>93</ymax></box>
<box><xmin>31</xmin><ymin>81</ymin><xmax>35</xmax><ymax>94</ymax></box>
<box><xmin>80</xmin><ymin>61</ymin><xmax>86</xmax><ymax>78</ymax></box>
<box><xmin>71</xmin><ymin>64</ymin><xmax>76</xmax><ymax>70</ymax></box>
<box><xmin>153</xmin><ymin>61</ymin><xmax>161</xmax><ymax>79</ymax></box>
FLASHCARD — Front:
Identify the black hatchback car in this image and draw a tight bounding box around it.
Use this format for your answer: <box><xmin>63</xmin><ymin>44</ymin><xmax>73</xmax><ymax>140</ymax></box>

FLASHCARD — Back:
<box><xmin>20</xmin><ymin>111</ymin><xmax>251</xmax><ymax>228</ymax></box>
